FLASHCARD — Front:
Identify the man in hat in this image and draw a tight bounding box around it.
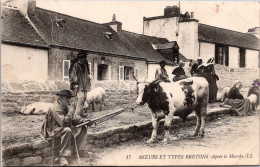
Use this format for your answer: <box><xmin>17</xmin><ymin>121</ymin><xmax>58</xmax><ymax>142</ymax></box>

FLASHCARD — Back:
<box><xmin>155</xmin><ymin>60</ymin><xmax>170</xmax><ymax>82</ymax></box>
<box><xmin>69</xmin><ymin>51</ymin><xmax>91</xmax><ymax>117</ymax></box>
<box><xmin>41</xmin><ymin>89</ymin><xmax>88</xmax><ymax>166</ymax></box>
<box><xmin>172</xmin><ymin>61</ymin><xmax>187</xmax><ymax>82</ymax></box>
<box><xmin>190</xmin><ymin>58</ymin><xmax>202</xmax><ymax>76</ymax></box>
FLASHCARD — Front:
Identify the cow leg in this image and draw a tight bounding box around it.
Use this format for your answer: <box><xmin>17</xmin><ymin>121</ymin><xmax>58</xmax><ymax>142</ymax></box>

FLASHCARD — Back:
<box><xmin>193</xmin><ymin>109</ymin><xmax>201</xmax><ymax>137</ymax></box>
<box><xmin>147</xmin><ymin>112</ymin><xmax>159</xmax><ymax>143</ymax></box>
<box><xmin>162</xmin><ymin>111</ymin><xmax>174</xmax><ymax>143</ymax></box>
<box><xmin>199</xmin><ymin>107</ymin><xmax>207</xmax><ymax>137</ymax></box>
<box><xmin>193</xmin><ymin>97</ymin><xmax>207</xmax><ymax>137</ymax></box>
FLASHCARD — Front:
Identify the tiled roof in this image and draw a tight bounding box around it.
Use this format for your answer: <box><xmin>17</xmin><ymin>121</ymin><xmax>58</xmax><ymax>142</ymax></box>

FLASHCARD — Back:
<box><xmin>198</xmin><ymin>23</ymin><xmax>260</xmax><ymax>50</ymax></box>
<box><xmin>1</xmin><ymin>7</ymin><xmax>48</xmax><ymax>48</ymax></box>
<box><xmin>29</xmin><ymin>7</ymin><xmax>170</xmax><ymax>62</ymax></box>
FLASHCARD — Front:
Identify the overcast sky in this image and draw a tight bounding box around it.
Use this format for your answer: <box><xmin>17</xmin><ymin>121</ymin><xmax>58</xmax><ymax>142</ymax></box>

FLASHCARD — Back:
<box><xmin>37</xmin><ymin>1</ymin><xmax>259</xmax><ymax>34</ymax></box>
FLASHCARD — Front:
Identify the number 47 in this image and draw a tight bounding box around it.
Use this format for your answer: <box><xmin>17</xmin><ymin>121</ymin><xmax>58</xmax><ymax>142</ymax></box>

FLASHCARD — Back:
<box><xmin>126</xmin><ymin>155</ymin><xmax>131</xmax><ymax>159</ymax></box>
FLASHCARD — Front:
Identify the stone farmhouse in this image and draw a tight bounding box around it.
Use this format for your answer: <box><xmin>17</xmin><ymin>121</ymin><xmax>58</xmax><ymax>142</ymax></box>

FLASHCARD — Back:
<box><xmin>1</xmin><ymin>1</ymin><xmax>259</xmax><ymax>87</ymax></box>
<box><xmin>2</xmin><ymin>0</ymin><xmax>187</xmax><ymax>83</ymax></box>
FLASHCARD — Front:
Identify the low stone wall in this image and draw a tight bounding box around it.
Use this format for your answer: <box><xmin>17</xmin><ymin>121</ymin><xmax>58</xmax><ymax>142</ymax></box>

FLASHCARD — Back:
<box><xmin>2</xmin><ymin>108</ymin><xmax>231</xmax><ymax>166</ymax></box>
<box><xmin>214</xmin><ymin>65</ymin><xmax>259</xmax><ymax>90</ymax></box>
<box><xmin>1</xmin><ymin>80</ymin><xmax>137</xmax><ymax>113</ymax></box>
<box><xmin>184</xmin><ymin>64</ymin><xmax>259</xmax><ymax>90</ymax></box>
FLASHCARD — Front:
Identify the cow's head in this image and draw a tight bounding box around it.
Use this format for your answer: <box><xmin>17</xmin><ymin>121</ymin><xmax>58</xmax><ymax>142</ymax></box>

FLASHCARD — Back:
<box><xmin>136</xmin><ymin>81</ymin><xmax>158</xmax><ymax>106</ymax></box>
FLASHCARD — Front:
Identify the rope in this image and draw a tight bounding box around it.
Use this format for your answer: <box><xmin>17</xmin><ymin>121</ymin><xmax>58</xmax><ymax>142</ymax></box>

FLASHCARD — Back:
<box><xmin>76</xmin><ymin>77</ymin><xmax>161</xmax><ymax>128</ymax></box>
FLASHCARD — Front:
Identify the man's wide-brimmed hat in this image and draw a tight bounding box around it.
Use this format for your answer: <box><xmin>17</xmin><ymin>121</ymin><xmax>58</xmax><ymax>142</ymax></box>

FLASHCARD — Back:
<box><xmin>159</xmin><ymin>60</ymin><xmax>167</xmax><ymax>65</ymax></box>
<box><xmin>77</xmin><ymin>51</ymin><xmax>88</xmax><ymax>59</ymax></box>
<box><xmin>56</xmin><ymin>90</ymin><xmax>75</xmax><ymax>97</ymax></box>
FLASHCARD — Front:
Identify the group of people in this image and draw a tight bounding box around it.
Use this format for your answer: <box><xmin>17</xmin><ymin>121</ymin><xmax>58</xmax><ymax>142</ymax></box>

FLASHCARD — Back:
<box><xmin>155</xmin><ymin>58</ymin><xmax>219</xmax><ymax>103</ymax></box>
<box><xmin>155</xmin><ymin>58</ymin><xmax>260</xmax><ymax>116</ymax></box>
<box><xmin>223</xmin><ymin>79</ymin><xmax>260</xmax><ymax>116</ymax></box>
<box><xmin>41</xmin><ymin>52</ymin><xmax>91</xmax><ymax>166</ymax></box>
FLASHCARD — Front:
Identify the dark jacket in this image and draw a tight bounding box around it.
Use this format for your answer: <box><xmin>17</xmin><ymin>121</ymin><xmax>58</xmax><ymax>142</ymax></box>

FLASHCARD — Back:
<box><xmin>69</xmin><ymin>61</ymin><xmax>91</xmax><ymax>91</ymax></box>
<box><xmin>227</xmin><ymin>86</ymin><xmax>244</xmax><ymax>100</ymax></box>
<box><xmin>190</xmin><ymin>63</ymin><xmax>202</xmax><ymax>76</ymax></box>
<box><xmin>172</xmin><ymin>67</ymin><xmax>185</xmax><ymax>76</ymax></box>
<box><xmin>40</xmin><ymin>102</ymin><xmax>83</xmax><ymax>139</ymax></box>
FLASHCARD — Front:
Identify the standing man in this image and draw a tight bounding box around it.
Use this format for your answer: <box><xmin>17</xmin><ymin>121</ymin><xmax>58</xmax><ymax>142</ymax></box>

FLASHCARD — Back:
<box><xmin>172</xmin><ymin>61</ymin><xmax>187</xmax><ymax>82</ymax></box>
<box><xmin>41</xmin><ymin>90</ymin><xmax>88</xmax><ymax>166</ymax></box>
<box><xmin>155</xmin><ymin>60</ymin><xmax>170</xmax><ymax>82</ymax></box>
<box><xmin>190</xmin><ymin>58</ymin><xmax>202</xmax><ymax>76</ymax></box>
<box><xmin>69</xmin><ymin>51</ymin><xmax>91</xmax><ymax>117</ymax></box>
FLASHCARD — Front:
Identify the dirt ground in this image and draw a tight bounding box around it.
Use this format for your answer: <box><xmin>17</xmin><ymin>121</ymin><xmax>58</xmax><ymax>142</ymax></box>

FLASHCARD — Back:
<box><xmin>73</xmin><ymin>111</ymin><xmax>260</xmax><ymax>166</ymax></box>
<box><xmin>1</xmin><ymin>102</ymin><xmax>224</xmax><ymax>149</ymax></box>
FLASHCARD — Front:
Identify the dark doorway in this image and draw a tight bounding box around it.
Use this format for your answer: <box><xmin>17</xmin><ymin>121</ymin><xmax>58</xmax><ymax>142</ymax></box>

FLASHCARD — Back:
<box><xmin>97</xmin><ymin>64</ymin><xmax>108</xmax><ymax>80</ymax></box>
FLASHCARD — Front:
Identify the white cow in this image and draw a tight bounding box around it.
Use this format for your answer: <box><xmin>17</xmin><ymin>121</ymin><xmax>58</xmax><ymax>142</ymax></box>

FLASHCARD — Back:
<box><xmin>20</xmin><ymin>102</ymin><xmax>53</xmax><ymax>115</ymax></box>
<box><xmin>136</xmin><ymin>77</ymin><xmax>209</xmax><ymax>143</ymax></box>
<box><xmin>84</xmin><ymin>87</ymin><xmax>106</xmax><ymax>112</ymax></box>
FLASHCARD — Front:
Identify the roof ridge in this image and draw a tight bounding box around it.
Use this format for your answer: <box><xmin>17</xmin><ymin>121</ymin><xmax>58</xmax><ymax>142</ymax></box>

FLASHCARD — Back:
<box><xmin>121</xmin><ymin>29</ymin><xmax>168</xmax><ymax>40</ymax></box>
<box><xmin>3</xmin><ymin>7</ymin><xmax>48</xmax><ymax>46</ymax></box>
<box><xmin>36</xmin><ymin>7</ymin><xmax>109</xmax><ymax>28</ymax></box>
<box><xmin>198</xmin><ymin>23</ymin><xmax>257</xmax><ymax>37</ymax></box>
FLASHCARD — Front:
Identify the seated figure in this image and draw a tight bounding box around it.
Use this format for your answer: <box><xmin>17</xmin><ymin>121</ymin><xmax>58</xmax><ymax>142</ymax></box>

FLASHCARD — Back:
<box><xmin>223</xmin><ymin>81</ymin><xmax>251</xmax><ymax>116</ymax></box>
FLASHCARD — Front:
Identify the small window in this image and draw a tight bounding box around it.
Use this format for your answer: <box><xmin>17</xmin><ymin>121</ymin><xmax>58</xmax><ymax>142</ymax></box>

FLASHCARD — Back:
<box><xmin>63</xmin><ymin>60</ymin><xmax>70</xmax><ymax>81</ymax></box>
<box><xmin>104</xmin><ymin>32</ymin><xmax>113</xmax><ymax>40</ymax></box>
<box><xmin>119</xmin><ymin>66</ymin><xmax>124</xmax><ymax>81</ymax></box>
<box><xmin>88</xmin><ymin>62</ymin><xmax>91</xmax><ymax>75</ymax></box>
<box><xmin>239</xmin><ymin>48</ymin><xmax>246</xmax><ymax>68</ymax></box>
<box><xmin>56</xmin><ymin>18</ymin><xmax>65</xmax><ymax>28</ymax></box>
<box><xmin>134</xmin><ymin>68</ymin><xmax>139</xmax><ymax>81</ymax></box>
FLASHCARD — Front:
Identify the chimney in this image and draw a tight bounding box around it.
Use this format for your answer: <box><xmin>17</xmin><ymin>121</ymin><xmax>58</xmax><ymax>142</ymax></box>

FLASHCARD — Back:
<box><xmin>191</xmin><ymin>12</ymin><xmax>194</xmax><ymax>18</ymax></box>
<box><xmin>107</xmin><ymin>14</ymin><xmax>122</xmax><ymax>32</ymax></box>
<box><xmin>3</xmin><ymin>0</ymin><xmax>36</xmax><ymax>16</ymax></box>
<box><xmin>164</xmin><ymin>6</ymin><xmax>180</xmax><ymax>17</ymax></box>
<box><xmin>27</xmin><ymin>0</ymin><xmax>36</xmax><ymax>16</ymax></box>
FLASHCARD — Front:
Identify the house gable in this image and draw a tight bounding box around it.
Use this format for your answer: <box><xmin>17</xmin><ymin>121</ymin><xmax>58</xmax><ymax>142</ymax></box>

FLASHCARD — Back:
<box><xmin>1</xmin><ymin>7</ymin><xmax>48</xmax><ymax>48</ymax></box>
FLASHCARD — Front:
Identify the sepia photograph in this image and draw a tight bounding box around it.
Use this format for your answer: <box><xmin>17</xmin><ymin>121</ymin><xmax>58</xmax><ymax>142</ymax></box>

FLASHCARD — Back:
<box><xmin>1</xmin><ymin>0</ymin><xmax>260</xmax><ymax>166</ymax></box>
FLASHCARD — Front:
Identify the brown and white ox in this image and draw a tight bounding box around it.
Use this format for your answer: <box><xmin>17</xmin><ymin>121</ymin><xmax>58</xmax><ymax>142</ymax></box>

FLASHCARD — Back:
<box><xmin>136</xmin><ymin>77</ymin><xmax>209</xmax><ymax>143</ymax></box>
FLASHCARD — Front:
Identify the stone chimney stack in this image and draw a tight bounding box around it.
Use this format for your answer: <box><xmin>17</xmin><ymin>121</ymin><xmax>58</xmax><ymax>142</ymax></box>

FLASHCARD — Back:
<box><xmin>2</xmin><ymin>0</ymin><xmax>36</xmax><ymax>16</ymax></box>
<box><xmin>107</xmin><ymin>14</ymin><xmax>122</xmax><ymax>32</ymax></box>
<box><xmin>27</xmin><ymin>0</ymin><xmax>36</xmax><ymax>16</ymax></box>
<box><xmin>112</xmin><ymin>14</ymin><xmax>116</xmax><ymax>22</ymax></box>
<box><xmin>164</xmin><ymin>6</ymin><xmax>180</xmax><ymax>17</ymax></box>
<box><xmin>191</xmin><ymin>12</ymin><xmax>194</xmax><ymax>18</ymax></box>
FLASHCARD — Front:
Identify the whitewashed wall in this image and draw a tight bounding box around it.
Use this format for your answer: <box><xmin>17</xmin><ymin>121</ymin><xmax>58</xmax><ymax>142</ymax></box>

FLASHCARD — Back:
<box><xmin>1</xmin><ymin>44</ymin><xmax>48</xmax><ymax>81</ymax></box>
<box><xmin>143</xmin><ymin>18</ymin><xmax>199</xmax><ymax>60</ymax></box>
<box><xmin>229</xmin><ymin>46</ymin><xmax>239</xmax><ymax>68</ymax></box>
<box><xmin>178</xmin><ymin>21</ymin><xmax>199</xmax><ymax>60</ymax></box>
<box><xmin>199</xmin><ymin>42</ymin><xmax>215</xmax><ymax>63</ymax></box>
<box><xmin>143</xmin><ymin>17</ymin><xmax>178</xmax><ymax>41</ymax></box>
<box><xmin>246</xmin><ymin>49</ymin><xmax>259</xmax><ymax>68</ymax></box>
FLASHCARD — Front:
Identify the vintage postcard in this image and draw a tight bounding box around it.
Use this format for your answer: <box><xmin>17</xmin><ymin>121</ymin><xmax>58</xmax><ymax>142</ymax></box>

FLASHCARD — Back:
<box><xmin>1</xmin><ymin>0</ymin><xmax>259</xmax><ymax>166</ymax></box>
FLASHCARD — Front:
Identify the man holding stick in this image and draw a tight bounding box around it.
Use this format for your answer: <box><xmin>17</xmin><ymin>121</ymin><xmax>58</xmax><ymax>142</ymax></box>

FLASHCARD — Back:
<box><xmin>69</xmin><ymin>51</ymin><xmax>91</xmax><ymax>117</ymax></box>
<box><xmin>40</xmin><ymin>89</ymin><xmax>89</xmax><ymax>166</ymax></box>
